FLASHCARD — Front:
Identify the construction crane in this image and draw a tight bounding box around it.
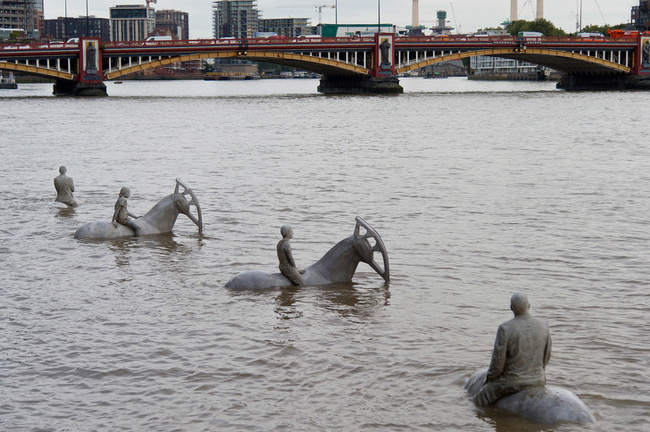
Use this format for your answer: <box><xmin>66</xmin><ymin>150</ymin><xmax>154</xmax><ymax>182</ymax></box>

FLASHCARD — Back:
<box><xmin>279</xmin><ymin>4</ymin><xmax>336</xmax><ymax>24</ymax></box>
<box><xmin>449</xmin><ymin>2</ymin><xmax>461</xmax><ymax>34</ymax></box>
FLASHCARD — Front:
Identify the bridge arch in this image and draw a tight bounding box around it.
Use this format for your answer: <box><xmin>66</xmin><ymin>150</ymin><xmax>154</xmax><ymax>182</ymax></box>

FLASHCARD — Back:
<box><xmin>105</xmin><ymin>51</ymin><xmax>369</xmax><ymax>80</ymax></box>
<box><xmin>0</xmin><ymin>60</ymin><xmax>74</xmax><ymax>80</ymax></box>
<box><xmin>398</xmin><ymin>48</ymin><xmax>631</xmax><ymax>75</ymax></box>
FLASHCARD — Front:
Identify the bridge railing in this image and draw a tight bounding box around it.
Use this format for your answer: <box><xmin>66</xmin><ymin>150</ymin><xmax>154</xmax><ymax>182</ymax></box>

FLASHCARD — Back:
<box><xmin>395</xmin><ymin>35</ymin><xmax>639</xmax><ymax>45</ymax></box>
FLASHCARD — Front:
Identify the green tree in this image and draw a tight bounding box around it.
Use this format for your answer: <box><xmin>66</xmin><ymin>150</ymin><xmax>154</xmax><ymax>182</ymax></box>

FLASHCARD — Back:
<box><xmin>575</xmin><ymin>23</ymin><xmax>627</xmax><ymax>36</ymax></box>
<box><xmin>507</xmin><ymin>19</ymin><xmax>568</xmax><ymax>37</ymax></box>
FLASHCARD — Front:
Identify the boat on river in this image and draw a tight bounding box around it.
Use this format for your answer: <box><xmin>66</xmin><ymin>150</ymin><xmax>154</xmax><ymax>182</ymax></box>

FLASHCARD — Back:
<box><xmin>0</xmin><ymin>71</ymin><xmax>17</xmax><ymax>89</ymax></box>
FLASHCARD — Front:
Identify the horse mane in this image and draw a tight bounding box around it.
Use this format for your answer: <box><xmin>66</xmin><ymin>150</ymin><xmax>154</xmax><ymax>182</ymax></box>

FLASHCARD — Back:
<box><xmin>313</xmin><ymin>236</ymin><xmax>358</xmax><ymax>267</ymax></box>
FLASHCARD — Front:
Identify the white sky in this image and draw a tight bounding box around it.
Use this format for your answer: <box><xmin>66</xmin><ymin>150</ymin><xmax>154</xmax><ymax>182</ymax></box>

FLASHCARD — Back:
<box><xmin>47</xmin><ymin>0</ymin><xmax>638</xmax><ymax>39</ymax></box>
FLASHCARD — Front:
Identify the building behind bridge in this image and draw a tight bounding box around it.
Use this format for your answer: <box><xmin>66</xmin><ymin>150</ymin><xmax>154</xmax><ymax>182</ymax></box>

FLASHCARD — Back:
<box><xmin>632</xmin><ymin>1</ymin><xmax>650</xmax><ymax>31</ymax></box>
<box><xmin>109</xmin><ymin>4</ymin><xmax>155</xmax><ymax>41</ymax></box>
<box><xmin>0</xmin><ymin>0</ymin><xmax>44</xmax><ymax>39</ymax></box>
<box><xmin>44</xmin><ymin>16</ymin><xmax>110</xmax><ymax>41</ymax></box>
<box><xmin>155</xmin><ymin>9</ymin><xmax>189</xmax><ymax>40</ymax></box>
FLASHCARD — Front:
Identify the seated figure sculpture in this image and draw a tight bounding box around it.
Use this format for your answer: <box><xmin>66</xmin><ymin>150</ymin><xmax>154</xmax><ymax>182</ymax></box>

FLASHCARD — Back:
<box><xmin>111</xmin><ymin>187</ymin><xmax>141</xmax><ymax>237</ymax></box>
<box><xmin>465</xmin><ymin>293</ymin><xmax>594</xmax><ymax>424</ymax></box>
<box><xmin>53</xmin><ymin>166</ymin><xmax>77</xmax><ymax>207</ymax></box>
<box><xmin>473</xmin><ymin>293</ymin><xmax>552</xmax><ymax>407</ymax></box>
<box><xmin>277</xmin><ymin>224</ymin><xmax>305</xmax><ymax>286</ymax></box>
<box><xmin>74</xmin><ymin>179</ymin><xmax>202</xmax><ymax>240</ymax></box>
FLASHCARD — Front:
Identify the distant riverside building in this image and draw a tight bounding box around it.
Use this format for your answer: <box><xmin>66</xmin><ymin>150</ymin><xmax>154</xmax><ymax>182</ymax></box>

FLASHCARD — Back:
<box><xmin>260</xmin><ymin>17</ymin><xmax>312</xmax><ymax>38</ymax></box>
<box><xmin>110</xmin><ymin>4</ymin><xmax>155</xmax><ymax>41</ymax></box>
<box><xmin>470</xmin><ymin>56</ymin><xmax>540</xmax><ymax>76</ymax></box>
<box><xmin>632</xmin><ymin>1</ymin><xmax>650</xmax><ymax>31</ymax></box>
<box><xmin>212</xmin><ymin>0</ymin><xmax>260</xmax><ymax>39</ymax></box>
<box><xmin>155</xmin><ymin>9</ymin><xmax>189</xmax><ymax>40</ymax></box>
<box><xmin>45</xmin><ymin>16</ymin><xmax>110</xmax><ymax>40</ymax></box>
<box><xmin>0</xmin><ymin>0</ymin><xmax>43</xmax><ymax>38</ymax></box>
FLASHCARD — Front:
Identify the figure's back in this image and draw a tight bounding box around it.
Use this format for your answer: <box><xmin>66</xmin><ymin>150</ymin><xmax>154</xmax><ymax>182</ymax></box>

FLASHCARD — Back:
<box><xmin>54</xmin><ymin>174</ymin><xmax>74</xmax><ymax>203</ymax></box>
<box><xmin>501</xmin><ymin>315</ymin><xmax>550</xmax><ymax>384</ymax></box>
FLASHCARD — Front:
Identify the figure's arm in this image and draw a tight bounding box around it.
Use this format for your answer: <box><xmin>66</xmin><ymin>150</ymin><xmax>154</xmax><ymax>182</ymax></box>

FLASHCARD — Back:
<box><xmin>111</xmin><ymin>200</ymin><xmax>122</xmax><ymax>226</ymax></box>
<box><xmin>284</xmin><ymin>243</ymin><xmax>296</xmax><ymax>267</ymax></box>
<box><xmin>70</xmin><ymin>178</ymin><xmax>74</xmax><ymax>193</ymax></box>
<box><xmin>486</xmin><ymin>326</ymin><xmax>507</xmax><ymax>382</ymax></box>
<box><xmin>543</xmin><ymin>327</ymin><xmax>552</xmax><ymax>368</ymax></box>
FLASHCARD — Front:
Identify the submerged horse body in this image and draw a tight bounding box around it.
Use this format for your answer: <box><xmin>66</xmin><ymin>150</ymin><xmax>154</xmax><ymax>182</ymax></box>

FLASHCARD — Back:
<box><xmin>226</xmin><ymin>217</ymin><xmax>389</xmax><ymax>289</ymax></box>
<box><xmin>74</xmin><ymin>179</ymin><xmax>202</xmax><ymax>239</ymax></box>
<box><xmin>464</xmin><ymin>369</ymin><xmax>595</xmax><ymax>424</ymax></box>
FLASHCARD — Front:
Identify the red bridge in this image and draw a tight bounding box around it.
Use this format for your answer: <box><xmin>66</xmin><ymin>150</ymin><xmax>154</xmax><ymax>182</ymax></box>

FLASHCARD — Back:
<box><xmin>1</xmin><ymin>33</ymin><xmax>650</xmax><ymax>95</ymax></box>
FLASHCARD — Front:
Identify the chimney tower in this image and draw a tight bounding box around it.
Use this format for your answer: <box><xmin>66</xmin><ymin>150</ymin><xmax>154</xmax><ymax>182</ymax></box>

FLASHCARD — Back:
<box><xmin>510</xmin><ymin>0</ymin><xmax>518</xmax><ymax>22</ymax></box>
<box><xmin>537</xmin><ymin>0</ymin><xmax>544</xmax><ymax>20</ymax></box>
<box><xmin>412</xmin><ymin>0</ymin><xmax>420</xmax><ymax>27</ymax></box>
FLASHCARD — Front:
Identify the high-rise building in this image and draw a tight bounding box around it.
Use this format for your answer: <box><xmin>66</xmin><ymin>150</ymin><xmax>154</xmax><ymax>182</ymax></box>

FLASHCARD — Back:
<box><xmin>260</xmin><ymin>17</ymin><xmax>312</xmax><ymax>38</ymax></box>
<box><xmin>0</xmin><ymin>0</ymin><xmax>42</xmax><ymax>38</ymax></box>
<box><xmin>212</xmin><ymin>1</ymin><xmax>260</xmax><ymax>39</ymax></box>
<box><xmin>45</xmin><ymin>16</ymin><xmax>110</xmax><ymax>40</ymax></box>
<box><xmin>632</xmin><ymin>1</ymin><xmax>650</xmax><ymax>31</ymax></box>
<box><xmin>109</xmin><ymin>4</ymin><xmax>155</xmax><ymax>41</ymax></box>
<box><xmin>155</xmin><ymin>9</ymin><xmax>189</xmax><ymax>40</ymax></box>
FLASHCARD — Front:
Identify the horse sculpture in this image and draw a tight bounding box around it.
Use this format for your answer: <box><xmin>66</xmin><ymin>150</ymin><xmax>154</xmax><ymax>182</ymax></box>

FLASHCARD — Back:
<box><xmin>74</xmin><ymin>179</ymin><xmax>202</xmax><ymax>239</ymax></box>
<box><xmin>226</xmin><ymin>217</ymin><xmax>389</xmax><ymax>289</ymax></box>
<box><xmin>464</xmin><ymin>369</ymin><xmax>595</xmax><ymax>424</ymax></box>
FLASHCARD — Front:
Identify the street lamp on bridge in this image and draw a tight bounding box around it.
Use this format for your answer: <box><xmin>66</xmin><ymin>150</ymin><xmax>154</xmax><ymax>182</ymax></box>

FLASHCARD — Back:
<box><xmin>378</xmin><ymin>0</ymin><xmax>381</xmax><ymax>33</ymax></box>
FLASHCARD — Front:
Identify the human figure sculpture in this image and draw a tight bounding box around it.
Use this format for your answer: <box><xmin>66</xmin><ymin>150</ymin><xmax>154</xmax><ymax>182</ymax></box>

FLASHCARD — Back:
<box><xmin>473</xmin><ymin>293</ymin><xmax>552</xmax><ymax>407</ymax></box>
<box><xmin>277</xmin><ymin>224</ymin><xmax>305</xmax><ymax>286</ymax></box>
<box><xmin>379</xmin><ymin>38</ymin><xmax>391</xmax><ymax>66</ymax></box>
<box><xmin>111</xmin><ymin>187</ymin><xmax>141</xmax><ymax>237</ymax></box>
<box><xmin>86</xmin><ymin>42</ymin><xmax>97</xmax><ymax>73</ymax></box>
<box><xmin>53</xmin><ymin>165</ymin><xmax>77</xmax><ymax>207</ymax></box>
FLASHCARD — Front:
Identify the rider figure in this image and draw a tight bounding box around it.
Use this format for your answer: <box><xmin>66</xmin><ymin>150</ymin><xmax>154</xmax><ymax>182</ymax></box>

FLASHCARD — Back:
<box><xmin>111</xmin><ymin>187</ymin><xmax>141</xmax><ymax>236</ymax></box>
<box><xmin>53</xmin><ymin>166</ymin><xmax>77</xmax><ymax>207</ymax></box>
<box><xmin>473</xmin><ymin>293</ymin><xmax>552</xmax><ymax>407</ymax></box>
<box><xmin>277</xmin><ymin>224</ymin><xmax>305</xmax><ymax>286</ymax></box>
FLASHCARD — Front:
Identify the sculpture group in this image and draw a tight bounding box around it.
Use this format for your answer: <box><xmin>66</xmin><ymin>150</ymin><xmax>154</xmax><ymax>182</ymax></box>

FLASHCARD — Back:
<box><xmin>73</xmin><ymin>179</ymin><xmax>202</xmax><ymax>239</ymax></box>
<box><xmin>54</xmin><ymin>167</ymin><xmax>594</xmax><ymax>425</ymax></box>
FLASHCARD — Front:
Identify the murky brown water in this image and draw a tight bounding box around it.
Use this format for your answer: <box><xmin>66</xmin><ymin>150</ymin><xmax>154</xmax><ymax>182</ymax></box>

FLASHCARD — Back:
<box><xmin>1</xmin><ymin>78</ymin><xmax>649</xmax><ymax>431</ymax></box>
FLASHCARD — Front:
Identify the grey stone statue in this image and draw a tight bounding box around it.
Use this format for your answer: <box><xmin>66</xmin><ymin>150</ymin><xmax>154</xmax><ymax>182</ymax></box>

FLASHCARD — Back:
<box><xmin>277</xmin><ymin>224</ymin><xmax>305</xmax><ymax>286</ymax></box>
<box><xmin>380</xmin><ymin>38</ymin><xmax>391</xmax><ymax>66</ymax></box>
<box><xmin>74</xmin><ymin>179</ymin><xmax>203</xmax><ymax>240</ymax></box>
<box><xmin>226</xmin><ymin>217</ymin><xmax>389</xmax><ymax>290</ymax></box>
<box><xmin>53</xmin><ymin>166</ymin><xmax>77</xmax><ymax>207</ymax></box>
<box><xmin>86</xmin><ymin>42</ymin><xmax>97</xmax><ymax>73</ymax></box>
<box><xmin>473</xmin><ymin>293</ymin><xmax>552</xmax><ymax>407</ymax></box>
<box><xmin>464</xmin><ymin>293</ymin><xmax>594</xmax><ymax>424</ymax></box>
<box><xmin>112</xmin><ymin>187</ymin><xmax>141</xmax><ymax>236</ymax></box>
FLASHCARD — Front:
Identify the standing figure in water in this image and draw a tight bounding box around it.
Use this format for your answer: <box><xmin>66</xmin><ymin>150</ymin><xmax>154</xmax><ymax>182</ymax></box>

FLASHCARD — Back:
<box><xmin>277</xmin><ymin>224</ymin><xmax>305</xmax><ymax>286</ymax></box>
<box><xmin>53</xmin><ymin>166</ymin><xmax>77</xmax><ymax>207</ymax></box>
<box><xmin>111</xmin><ymin>187</ymin><xmax>141</xmax><ymax>236</ymax></box>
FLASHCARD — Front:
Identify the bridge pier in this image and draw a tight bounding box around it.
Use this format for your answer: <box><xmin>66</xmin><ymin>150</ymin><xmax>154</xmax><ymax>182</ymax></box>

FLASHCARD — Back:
<box><xmin>53</xmin><ymin>79</ymin><xmax>107</xmax><ymax>96</ymax></box>
<box><xmin>318</xmin><ymin>75</ymin><xmax>403</xmax><ymax>94</ymax></box>
<box><xmin>556</xmin><ymin>74</ymin><xmax>635</xmax><ymax>91</ymax></box>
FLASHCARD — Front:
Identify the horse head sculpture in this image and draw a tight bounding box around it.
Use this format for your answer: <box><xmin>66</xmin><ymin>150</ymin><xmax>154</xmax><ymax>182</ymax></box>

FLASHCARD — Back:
<box><xmin>74</xmin><ymin>179</ymin><xmax>202</xmax><ymax>239</ymax></box>
<box><xmin>226</xmin><ymin>217</ymin><xmax>389</xmax><ymax>289</ymax></box>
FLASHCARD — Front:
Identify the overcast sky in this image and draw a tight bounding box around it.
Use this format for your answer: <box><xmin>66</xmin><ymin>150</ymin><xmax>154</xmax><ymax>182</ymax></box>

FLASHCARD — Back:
<box><xmin>48</xmin><ymin>0</ymin><xmax>638</xmax><ymax>39</ymax></box>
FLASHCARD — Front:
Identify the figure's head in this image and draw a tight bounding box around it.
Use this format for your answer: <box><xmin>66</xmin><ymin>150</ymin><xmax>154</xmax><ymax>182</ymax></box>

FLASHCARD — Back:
<box><xmin>59</xmin><ymin>166</ymin><xmax>67</xmax><ymax>174</ymax></box>
<box><xmin>510</xmin><ymin>292</ymin><xmax>530</xmax><ymax>316</ymax></box>
<box><xmin>280</xmin><ymin>224</ymin><xmax>293</xmax><ymax>239</ymax></box>
<box><xmin>120</xmin><ymin>187</ymin><xmax>131</xmax><ymax>198</ymax></box>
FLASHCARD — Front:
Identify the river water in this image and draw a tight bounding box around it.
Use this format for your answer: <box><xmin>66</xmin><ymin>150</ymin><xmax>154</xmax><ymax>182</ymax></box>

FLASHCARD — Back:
<box><xmin>1</xmin><ymin>78</ymin><xmax>649</xmax><ymax>431</ymax></box>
